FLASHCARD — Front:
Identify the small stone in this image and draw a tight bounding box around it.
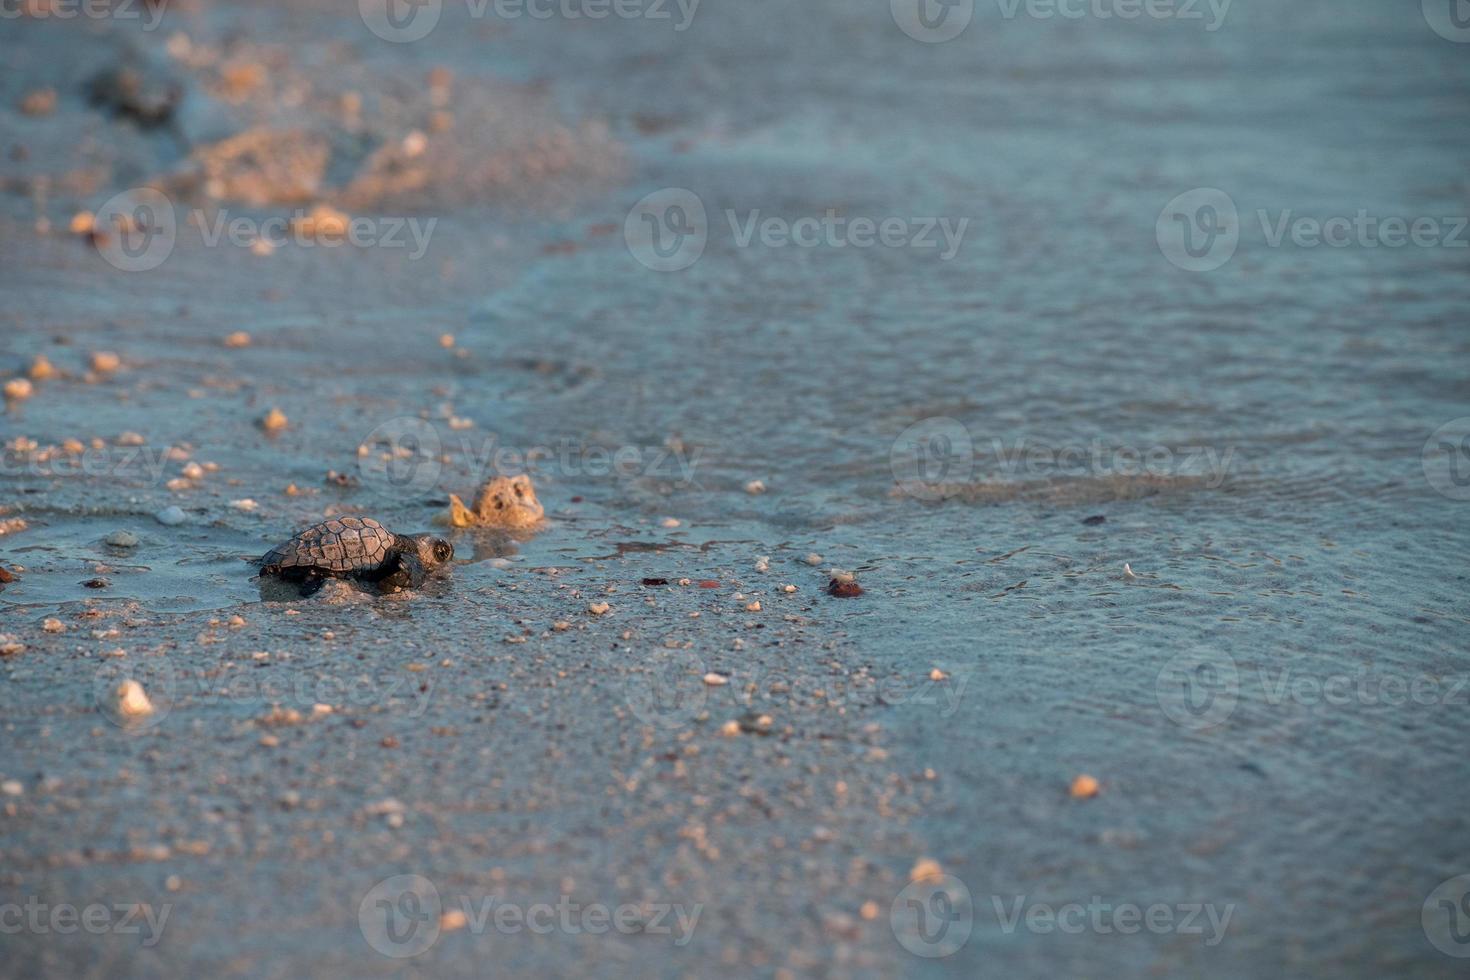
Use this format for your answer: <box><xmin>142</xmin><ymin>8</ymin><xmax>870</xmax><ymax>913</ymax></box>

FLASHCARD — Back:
<box><xmin>754</xmin><ymin>556</ymin><xmax>770</xmax><ymax>573</ymax></box>
<box><xmin>703</xmin><ymin>673</ymin><xmax>729</xmax><ymax>686</ymax></box>
<box><xmin>1071</xmin><ymin>774</ymin><xmax>1101</xmax><ymax>799</ymax></box>
<box><xmin>860</xmin><ymin>901</ymin><xmax>880</xmax><ymax>921</ymax></box>
<box><xmin>155</xmin><ymin>506</ymin><xmax>186</xmax><ymax>526</ymax></box>
<box><xmin>0</xmin><ymin>567</ymin><xmax>15</xmax><ymax>583</ymax></box>
<box><xmin>438</xmin><ymin>333</ymin><xmax>455</xmax><ymax>348</ymax></box>
<box><xmin>803</xmin><ymin>553</ymin><xmax>823</xmax><ymax>566</ymax></box>
<box><xmin>1082</xmin><ymin>514</ymin><xmax>1106</xmax><ymax>526</ymax></box>
<box><xmin>42</xmin><ymin>619</ymin><xmax>64</xmax><ymax>634</ymax></box>
<box><xmin>440</xmin><ymin>908</ymin><xmax>468</xmax><ymax>932</ymax></box>
<box><xmin>0</xmin><ymin>635</ymin><xmax>24</xmax><ymax>656</ymax></box>
<box><xmin>661</xmin><ymin>517</ymin><xmax>681</xmax><ymax>528</ymax></box>
<box><xmin>82</xmin><ymin>577</ymin><xmax>110</xmax><ymax>589</ymax></box>
<box><xmin>4</xmin><ymin>378</ymin><xmax>33</xmax><ymax>401</ymax></box>
<box><xmin>230</xmin><ymin>499</ymin><xmax>259</xmax><ymax>512</ymax></box>
<box><xmin>587</xmin><ymin>602</ymin><xmax>611</xmax><ymax>616</ymax></box>
<box><xmin>259</xmin><ymin>408</ymin><xmax>288</xmax><ymax>434</ymax></box>
<box><xmin>228</xmin><ymin>615</ymin><xmax>246</xmax><ymax>627</ymax></box>
<box><xmin>91</xmin><ymin>351</ymin><xmax>121</xmax><ymax>374</ymax></box>
<box><xmin>181</xmin><ymin>461</ymin><xmax>205</xmax><ymax>480</ymax></box>
<box><xmin>19</xmin><ymin>88</ymin><xmax>57</xmax><ymax>116</ymax></box>
<box><xmin>827</xmin><ymin>578</ymin><xmax>863</xmax><ymax>598</ymax></box>
<box><xmin>117</xmin><ymin>431</ymin><xmax>145</xmax><ymax>446</ymax></box>
<box><xmin>719</xmin><ymin>720</ymin><xmax>741</xmax><ymax>737</ymax></box>
<box><xmin>745</xmin><ymin>601</ymin><xmax>761</xmax><ymax>612</ymax></box>
<box><xmin>910</xmin><ymin>858</ymin><xmax>944</xmax><ymax>883</ymax></box>
<box><xmin>782</xmin><ymin>584</ymin><xmax>797</xmax><ymax>593</ymax></box>
<box><xmin>552</xmin><ymin>620</ymin><xmax>571</xmax><ymax>631</ymax></box>
<box><xmin>223</xmin><ymin>331</ymin><xmax>252</xmax><ymax>348</ymax></box>
<box><xmin>70</xmin><ymin>211</ymin><xmax>95</xmax><ymax>235</ymax></box>
<box><xmin>116</xmin><ymin>679</ymin><xmax>154</xmax><ymax>718</ymax></box>
<box><xmin>1</xmin><ymin>779</ymin><xmax>23</xmax><ymax>796</ymax></box>
<box><xmin>29</xmin><ymin>356</ymin><xmax>58</xmax><ymax>381</ymax></box>
<box><xmin>744</xmin><ymin>479</ymin><xmax>767</xmax><ymax>495</ymax></box>
<box><xmin>104</xmin><ymin>530</ymin><xmax>139</xmax><ymax>548</ymax></box>
<box><xmin>929</xmin><ymin>668</ymin><xmax>948</xmax><ymax>682</ymax></box>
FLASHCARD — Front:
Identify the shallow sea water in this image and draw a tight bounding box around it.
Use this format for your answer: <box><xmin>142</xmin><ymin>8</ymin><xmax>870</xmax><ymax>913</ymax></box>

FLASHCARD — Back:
<box><xmin>1</xmin><ymin>1</ymin><xmax>1468</xmax><ymax>977</ymax></box>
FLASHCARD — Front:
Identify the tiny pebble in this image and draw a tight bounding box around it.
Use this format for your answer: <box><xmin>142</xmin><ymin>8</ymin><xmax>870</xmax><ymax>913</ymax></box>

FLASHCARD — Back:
<box><xmin>1071</xmin><ymin>774</ymin><xmax>1101</xmax><ymax>798</ymax></box>
<box><xmin>3</xmin><ymin>378</ymin><xmax>33</xmax><ymax>401</ymax></box>
<box><xmin>703</xmin><ymin>673</ymin><xmax>729</xmax><ymax>686</ymax></box>
<box><xmin>223</xmin><ymin>331</ymin><xmax>252</xmax><ymax>348</ymax></box>
<box><xmin>230</xmin><ymin>499</ymin><xmax>259</xmax><ymax>512</ymax></box>
<box><xmin>661</xmin><ymin>518</ymin><xmax>680</xmax><ymax>528</ymax></box>
<box><xmin>929</xmin><ymin>668</ymin><xmax>948</xmax><ymax>681</ymax></box>
<box><xmin>803</xmin><ymin>553</ymin><xmax>823</xmax><ymax>566</ymax></box>
<box><xmin>91</xmin><ymin>351</ymin><xmax>121</xmax><ymax>373</ymax></box>
<box><xmin>1</xmin><ymin>780</ymin><xmax>22</xmax><ymax>796</ymax></box>
<box><xmin>260</xmin><ymin>408</ymin><xmax>288</xmax><ymax>433</ymax></box>
<box><xmin>155</xmin><ymin>506</ymin><xmax>186</xmax><ymax>526</ymax></box>
<box><xmin>42</xmin><ymin>619</ymin><xmax>65</xmax><ymax>634</ymax></box>
<box><xmin>587</xmin><ymin>602</ymin><xmax>611</xmax><ymax>616</ymax></box>
<box><xmin>115</xmin><ymin>679</ymin><xmax>154</xmax><ymax>718</ymax></box>
<box><xmin>104</xmin><ymin>530</ymin><xmax>139</xmax><ymax>548</ymax></box>
<box><xmin>181</xmin><ymin>462</ymin><xmax>204</xmax><ymax>480</ymax></box>
<box><xmin>744</xmin><ymin>479</ymin><xmax>767</xmax><ymax>495</ymax></box>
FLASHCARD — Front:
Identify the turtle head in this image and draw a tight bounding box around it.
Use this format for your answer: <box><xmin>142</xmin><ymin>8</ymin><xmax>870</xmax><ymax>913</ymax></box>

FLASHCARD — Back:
<box><xmin>405</xmin><ymin>533</ymin><xmax>455</xmax><ymax>568</ymax></box>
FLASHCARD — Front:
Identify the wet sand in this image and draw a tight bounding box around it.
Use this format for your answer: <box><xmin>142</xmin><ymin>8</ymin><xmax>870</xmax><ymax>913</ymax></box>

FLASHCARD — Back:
<box><xmin>3</xmin><ymin>2</ymin><xmax>1470</xmax><ymax>977</ymax></box>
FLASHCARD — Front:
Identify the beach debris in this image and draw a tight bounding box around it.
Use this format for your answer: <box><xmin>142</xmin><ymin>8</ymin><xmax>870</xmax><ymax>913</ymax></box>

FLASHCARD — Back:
<box><xmin>223</xmin><ymin>331</ymin><xmax>252</xmax><ymax>348</ymax></box>
<box><xmin>1083</xmin><ymin>514</ymin><xmax>1107</xmax><ymax>525</ymax></box>
<box><xmin>90</xmin><ymin>351</ymin><xmax>121</xmax><ymax>374</ymax></box>
<box><xmin>440</xmin><ymin>908</ymin><xmax>468</xmax><ymax>932</ymax></box>
<box><xmin>86</xmin><ymin>62</ymin><xmax>183</xmax><ymax>128</ymax></box>
<box><xmin>827</xmin><ymin>570</ymin><xmax>863</xmax><ymax>598</ymax></box>
<box><xmin>115</xmin><ymin>679</ymin><xmax>155</xmax><ymax>718</ymax></box>
<box><xmin>259</xmin><ymin>408</ymin><xmax>288</xmax><ymax>434</ymax></box>
<box><xmin>1070</xmin><ymin>774</ymin><xmax>1101</xmax><ymax>799</ymax></box>
<box><xmin>719</xmin><ymin>720</ymin><xmax>741</xmax><ymax>737</ymax></box>
<box><xmin>117</xmin><ymin>431</ymin><xmax>145</xmax><ymax>446</ymax></box>
<box><xmin>745</xmin><ymin>600</ymin><xmax>761</xmax><ymax>612</ymax></box>
<box><xmin>1123</xmin><ymin>563</ymin><xmax>1137</xmax><ymax>581</ymax></box>
<box><xmin>640</xmin><ymin>578</ymin><xmax>670</xmax><ymax>587</ymax></box>
<box><xmin>439</xmin><ymin>333</ymin><xmax>455</xmax><ymax>349</ymax></box>
<box><xmin>703</xmin><ymin>673</ymin><xmax>728</xmax><ymax>686</ymax></box>
<box><xmin>42</xmin><ymin>619</ymin><xmax>65</xmax><ymax>634</ymax></box>
<box><xmin>445</xmin><ymin>474</ymin><xmax>544</xmax><ymax>529</ymax></box>
<box><xmin>291</xmin><ymin>203</ymin><xmax>351</xmax><ymax>242</ymax></box>
<box><xmin>28</xmin><ymin>355</ymin><xmax>58</xmax><ymax>381</ymax></box>
<box><xmin>155</xmin><ymin>506</ymin><xmax>186</xmax><ymax>526</ymax></box>
<box><xmin>738</xmin><ymin>712</ymin><xmax>774</xmax><ymax>735</ymax></box>
<box><xmin>19</xmin><ymin>88</ymin><xmax>57</xmax><ymax>117</ymax></box>
<box><xmin>4</xmin><ymin>378</ymin><xmax>33</xmax><ymax>402</ymax></box>
<box><xmin>661</xmin><ymin>517</ymin><xmax>680</xmax><ymax>528</ymax></box>
<box><xmin>0</xmin><ymin>567</ymin><xmax>15</xmax><ymax>584</ymax></box>
<box><xmin>744</xmin><ymin>479</ymin><xmax>767</xmax><ymax>495</ymax></box>
<box><xmin>0</xmin><ymin>635</ymin><xmax>24</xmax><ymax>657</ymax></box>
<box><xmin>83</xmin><ymin>578</ymin><xmax>110</xmax><ymax>589</ymax></box>
<box><xmin>230</xmin><ymin>499</ymin><xmax>259</xmax><ymax>512</ymax></box>
<box><xmin>587</xmin><ymin>601</ymin><xmax>611</xmax><ymax>616</ymax></box>
<box><xmin>781</xmin><ymin>584</ymin><xmax>797</xmax><ymax>593</ymax></box>
<box><xmin>929</xmin><ymin>668</ymin><xmax>948</xmax><ymax>682</ymax></box>
<box><xmin>909</xmin><ymin>858</ymin><xmax>944</xmax><ymax>884</ymax></box>
<box><xmin>1</xmin><ymin>779</ymin><xmax>22</xmax><ymax>796</ymax></box>
<box><xmin>754</xmin><ymin>556</ymin><xmax>770</xmax><ymax>573</ymax></box>
<box><xmin>193</xmin><ymin>128</ymin><xmax>330</xmax><ymax>206</ymax></box>
<box><xmin>803</xmin><ymin>553</ymin><xmax>823</xmax><ymax>566</ymax></box>
<box><xmin>105</xmin><ymin>530</ymin><xmax>140</xmax><ymax>548</ymax></box>
<box><xmin>0</xmin><ymin>519</ymin><xmax>26</xmax><ymax>537</ymax></box>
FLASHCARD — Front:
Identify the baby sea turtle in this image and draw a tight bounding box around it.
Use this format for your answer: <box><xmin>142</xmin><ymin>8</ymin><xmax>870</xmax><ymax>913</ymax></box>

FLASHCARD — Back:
<box><xmin>259</xmin><ymin>517</ymin><xmax>452</xmax><ymax>596</ymax></box>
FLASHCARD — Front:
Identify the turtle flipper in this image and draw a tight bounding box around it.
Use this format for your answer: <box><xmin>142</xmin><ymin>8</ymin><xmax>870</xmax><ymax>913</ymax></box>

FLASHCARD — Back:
<box><xmin>367</xmin><ymin>553</ymin><xmax>427</xmax><ymax>594</ymax></box>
